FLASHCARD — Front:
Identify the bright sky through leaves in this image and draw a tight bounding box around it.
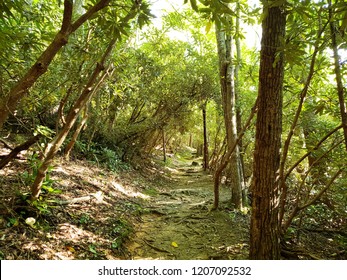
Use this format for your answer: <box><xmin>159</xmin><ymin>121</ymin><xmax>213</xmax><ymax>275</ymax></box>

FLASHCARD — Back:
<box><xmin>149</xmin><ymin>0</ymin><xmax>261</xmax><ymax>48</ymax></box>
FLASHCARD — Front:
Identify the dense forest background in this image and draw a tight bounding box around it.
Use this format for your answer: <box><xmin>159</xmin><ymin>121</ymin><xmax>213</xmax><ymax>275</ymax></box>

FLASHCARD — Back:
<box><xmin>0</xmin><ymin>0</ymin><xmax>346</xmax><ymax>260</ymax></box>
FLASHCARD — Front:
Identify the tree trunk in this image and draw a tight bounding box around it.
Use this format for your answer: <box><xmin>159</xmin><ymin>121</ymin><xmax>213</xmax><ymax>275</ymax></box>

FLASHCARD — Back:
<box><xmin>212</xmin><ymin>99</ymin><xmax>258</xmax><ymax>210</ymax></box>
<box><xmin>31</xmin><ymin>39</ymin><xmax>116</xmax><ymax>200</ymax></box>
<box><xmin>162</xmin><ymin>128</ymin><xmax>167</xmax><ymax>162</ymax></box>
<box><xmin>64</xmin><ymin>105</ymin><xmax>89</xmax><ymax>160</ymax></box>
<box><xmin>0</xmin><ymin>134</ymin><xmax>41</xmax><ymax>169</ymax></box>
<box><xmin>189</xmin><ymin>133</ymin><xmax>193</xmax><ymax>147</ymax></box>
<box><xmin>329</xmin><ymin>1</ymin><xmax>347</xmax><ymax>151</ymax></box>
<box><xmin>202</xmin><ymin>103</ymin><xmax>209</xmax><ymax>171</ymax></box>
<box><xmin>249</xmin><ymin>2</ymin><xmax>286</xmax><ymax>260</ymax></box>
<box><xmin>215</xmin><ymin>20</ymin><xmax>243</xmax><ymax>209</ymax></box>
<box><xmin>235</xmin><ymin>2</ymin><xmax>247</xmax><ymax>205</ymax></box>
<box><xmin>0</xmin><ymin>0</ymin><xmax>112</xmax><ymax>130</ymax></box>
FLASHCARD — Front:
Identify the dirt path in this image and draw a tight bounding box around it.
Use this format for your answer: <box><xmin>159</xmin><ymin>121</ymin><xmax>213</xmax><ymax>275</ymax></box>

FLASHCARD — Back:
<box><xmin>126</xmin><ymin>161</ymin><xmax>250</xmax><ymax>260</ymax></box>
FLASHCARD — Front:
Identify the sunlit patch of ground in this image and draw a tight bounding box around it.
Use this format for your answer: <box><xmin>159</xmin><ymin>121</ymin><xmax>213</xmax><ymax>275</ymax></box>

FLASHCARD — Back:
<box><xmin>0</xmin><ymin>153</ymin><xmax>153</xmax><ymax>260</ymax></box>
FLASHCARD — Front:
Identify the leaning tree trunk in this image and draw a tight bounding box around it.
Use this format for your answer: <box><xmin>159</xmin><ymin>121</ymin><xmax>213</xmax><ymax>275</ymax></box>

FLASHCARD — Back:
<box><xmin>0</xmin><ymin>0</ymin><xmax>112</xmax><ymax>130</ymax></box>
<box><xmin>0</xmin><ymin>134</ymin><xmax>41</xmax><ymax>169</ymax></box>
<box><xmin>215</xmin><ymin>20</ymin><xmax>243</xmax><ymax>210</ymax></box>
<box><xmin>249</xmin><ymin>2</ymin><xmax>286</xmax><ymax>260</ymax></box>
<box><xmin>64</xmin><ymin>105</ymin><xmax>89</xmax><ymax>160</ymax></box>
<box><xmin>31</xmin><ymin>39</ymin><xmax>116</xmax><ymax>200</ymax></box>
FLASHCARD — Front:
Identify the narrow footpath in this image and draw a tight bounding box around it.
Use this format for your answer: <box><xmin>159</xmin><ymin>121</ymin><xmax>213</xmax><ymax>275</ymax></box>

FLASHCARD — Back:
<box><xmin>126</xmin><ymin>159</ymin><xmax>250</xmax><ymax>260</ymax></box>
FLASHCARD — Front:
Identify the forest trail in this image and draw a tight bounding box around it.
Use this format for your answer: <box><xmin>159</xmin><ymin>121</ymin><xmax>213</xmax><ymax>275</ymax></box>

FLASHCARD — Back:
<box><xmin>126</xmin><ymin>158</ymin><xmax>249</xmax><ymax>260</ymax></box>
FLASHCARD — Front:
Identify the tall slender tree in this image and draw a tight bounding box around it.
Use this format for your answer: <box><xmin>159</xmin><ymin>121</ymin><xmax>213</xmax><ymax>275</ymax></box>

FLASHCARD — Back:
<box><xmin>249</xmin><ymin>0</ymin><xmax>286</xmax><ymax>259</ymax></box>
<box><xmin>215</xmin><ymin>18</ymin><xmax>243</xmax><ymax>210</ymax></box>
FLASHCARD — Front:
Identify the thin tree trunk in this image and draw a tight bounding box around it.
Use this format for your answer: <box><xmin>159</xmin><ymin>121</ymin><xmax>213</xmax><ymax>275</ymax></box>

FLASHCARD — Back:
<box><xmin>249</xmin><ymin>2</ymin><xmax>286</xmax><ymax>260</ymax></box>
<box><xmin>0</xmin><ymin>135</ymin><xmax>41</xmax><ymax>169</ymax></box>
<box><xmin>235</xmin><ymin>2</ymin><xmax>246</xmax><ymax>205</ymax></box>
<box><xmin>208</xmin><ymin>119</ymin><xmax>223</xmax><ymax>170</ymax></box>
<box><xmin>0</xmin><ymin>0</ymin><xmax>112</xmax><ymax>130</ymax></box>
<box><xmin>31</xmin><ymin>39</ymin><xmax>116</xmax><ymax>200</ymax></box>
<box><xmin>329</xmin><ymin>1</ymin><xmax>347</xmax><ymax>150</ymax></box>
<box><xmin>56</xmin><ymin>85</ymin><xmax>72</xmax><ymax>132</ymax></box>
<box><xmin>212</xmin><ymin>99</ymin><xmax>258</xmax><ymax>210</ymax></box>
<box><xmin>202</xmin><ymin>102</ymin><xmax>209</xmax><ymax>171</ymax></box>
<box><xmin>64</xmin><ymin>105</ymin><xmax>89</xmax><ymax>160</ymax></box>
<box><xmin>162</xmin><ymin>128</ymin><xmax>167</xmax><ymax>162</ymax></box>
<box><xmin>215</xmin><ymin>20</ymin><xmax>243</xmax><ymax>209</ymax></box>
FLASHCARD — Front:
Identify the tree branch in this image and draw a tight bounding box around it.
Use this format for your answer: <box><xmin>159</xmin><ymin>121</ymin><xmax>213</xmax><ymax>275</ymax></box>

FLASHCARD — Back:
<box><xmin>71</xmin><ymin>0</ymin><xmax>112</xmax><ymax>32</ymax></box>
<box><xmin>0</xmin><ymin>135</ymin><xmax>41</xmax><ymax>169</ymax></box>
<box><xmin>282</xmin><ymin>168</ymin><xmax>343</xmax><ymax>232</ymax></box>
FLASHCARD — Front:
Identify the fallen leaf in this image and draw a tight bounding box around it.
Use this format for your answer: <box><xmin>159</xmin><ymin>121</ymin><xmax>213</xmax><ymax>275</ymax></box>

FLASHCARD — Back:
<box><xmin>25</xmin><ymin>217</ymin><xmax>36</xmax><ymax>227</ymax></box>
<box><xmin>66</xmin><ymin>246</ymin><xmax>75</xmax><ymax>253</ymax></box>
<box><xmin>171</xmin><ymin>242</ymin><xmax>178</xmax><ymax>248</ymax></box>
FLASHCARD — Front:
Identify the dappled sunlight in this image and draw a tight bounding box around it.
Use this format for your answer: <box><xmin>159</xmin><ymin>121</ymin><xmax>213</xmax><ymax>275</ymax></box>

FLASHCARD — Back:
<box><xmin>0</xmin><ymin>167</ymin><xmax>18</xmax><ymax>177</ymax></box>
<box><xmin>21</xmin><ymin>222</ymin><xmax>120</xmax><ymax>260</ymax></box>
<box><xmin>156</xmin><ymin>200</ymin><xmax>183</xmax><ymax>206</ymax></box>
<box><xmin>50</xmin><ymin>160</ymin><xmax>151</xmax><ymax>201</ymax></box>
<box><xmin>53</xmin><ymin>165</ymin><xmax>70</xmax><ymax>175</ymax></box>
<box><xmin>53</xmin><ymin>222</ymin><xmax>106</xmax><ymax>244</ymax></box>
<box><xmin>111</xmin><ymin>182</ymin><xmax>149</xmax><ymax>199</ymax></box>
<box><xmin>164</xmin><ymin>166</ymin><xmax>180</xmax><ymax>173</ymax></box>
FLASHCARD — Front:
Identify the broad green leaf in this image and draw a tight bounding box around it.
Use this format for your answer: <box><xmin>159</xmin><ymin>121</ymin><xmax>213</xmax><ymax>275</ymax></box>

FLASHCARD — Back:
<box><xmin>205</xmin><ymin>21</ymin><xmax>212</xmax><ymax>34</ymax></box>
<box><xmin>190</xmin><ymin>0</ymin><xmax>199</xmax><ymax>12</ymax></box>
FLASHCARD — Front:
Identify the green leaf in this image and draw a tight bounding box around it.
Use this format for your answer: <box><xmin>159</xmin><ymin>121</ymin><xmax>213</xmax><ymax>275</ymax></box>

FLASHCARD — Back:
<box><xmin>268</xmin><ymin>0</ymin><xmax>286</xmax><ymax>8</ymax></box>
<box><xmin>199</xmin><ymin>7</ymin><xmax>212</xmax><ymax>14</ymax></box>
<box><xmin>89</xmin><ymin>245</ymin><xmax>98</xmax><ymax>254</ymax></box>
<box><xmin>0</xmin><ymin>3</ymin><xmax>14</xmax><ymax>18</ymax></box>
<box><xmin>190</xmin><ymin>0</ymin><xmax>199</xmax><ymax>11</ymax></box>
<box><xmin>205</xmin><ymin>21</ymin><xmax>212</xmax><ymax>34</ymax></box>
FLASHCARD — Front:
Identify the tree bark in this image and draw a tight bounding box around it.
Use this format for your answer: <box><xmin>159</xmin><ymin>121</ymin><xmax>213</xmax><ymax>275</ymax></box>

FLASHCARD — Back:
<box><xmin>249</xmin><ymin>2</ymin><xmax>286</xmax><ymax>260</ymax></box>
<box><xmin>215</xmin><ymin>20</ymin><xmax>243</xmax><ymax>209</ymax></box>
<box><xmin>64</xmin><ymin>105</ymin><xmax>89</xmax><ymax>160</ymax></box>
<box><xmin>202</xmin><ymin>103</ymin><xmax>209</xmax><ymax>171</ymax></box>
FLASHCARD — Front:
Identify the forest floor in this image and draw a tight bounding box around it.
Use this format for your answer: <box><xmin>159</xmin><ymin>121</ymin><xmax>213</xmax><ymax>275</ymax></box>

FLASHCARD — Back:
<box><xmin>0</xmin><ymin>144</ymin><xmax>249</xmax><ymax>260</ymax></box>
<box><xmin>0</xmin><ymin>144</ymin><xmax>346</xmax><ymax>260</ymax></box>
